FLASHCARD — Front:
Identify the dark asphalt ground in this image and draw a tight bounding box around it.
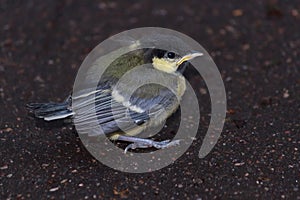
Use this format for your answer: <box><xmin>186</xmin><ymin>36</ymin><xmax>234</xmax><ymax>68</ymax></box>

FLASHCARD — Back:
<box><xmin>1</xmin><ymin>0</ymin><xmax>299</xmax><ymax>199</ymax></box>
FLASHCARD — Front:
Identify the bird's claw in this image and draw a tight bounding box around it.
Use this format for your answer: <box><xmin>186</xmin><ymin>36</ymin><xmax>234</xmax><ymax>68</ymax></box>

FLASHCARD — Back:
<box><xmin>124</xmin><ymin>139</ymin><xmax>181</xmax><ymax>153</ymax></box>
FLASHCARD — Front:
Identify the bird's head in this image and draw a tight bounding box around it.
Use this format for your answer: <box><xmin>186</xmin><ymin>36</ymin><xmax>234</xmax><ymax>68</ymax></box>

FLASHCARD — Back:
<box><xmin>151</xmin><ymin>50</ymin><xmax>203</xmax><ymax>74</ymax></box>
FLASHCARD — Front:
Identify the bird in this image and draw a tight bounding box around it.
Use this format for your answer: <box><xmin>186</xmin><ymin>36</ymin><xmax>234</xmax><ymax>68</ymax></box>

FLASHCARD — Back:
<box><xmin>27</xmin><ymin>43</ymin><xmax>203</xmax><ymax>153</ymax></box>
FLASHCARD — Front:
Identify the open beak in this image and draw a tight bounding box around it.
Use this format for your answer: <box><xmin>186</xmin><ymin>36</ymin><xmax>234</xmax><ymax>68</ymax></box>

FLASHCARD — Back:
<box><xmin>176</xmin><ymin>52</ymin><xmax>203</xmax><ymax>66</ymax></box>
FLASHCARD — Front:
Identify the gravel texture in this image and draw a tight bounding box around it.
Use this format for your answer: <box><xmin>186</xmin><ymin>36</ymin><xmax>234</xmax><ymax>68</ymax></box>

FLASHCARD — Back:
<box><xmin>0</xmin><ymin>0</ymin><xmax>299</xmax><ymax>199</ymax></box>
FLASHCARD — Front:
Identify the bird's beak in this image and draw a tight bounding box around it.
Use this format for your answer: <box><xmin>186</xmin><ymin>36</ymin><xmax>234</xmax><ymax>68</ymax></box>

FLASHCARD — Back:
<box><xmin>176</xmin><ymin>52</ymin><xmax>203</xmax><ymax>66</ymax></box>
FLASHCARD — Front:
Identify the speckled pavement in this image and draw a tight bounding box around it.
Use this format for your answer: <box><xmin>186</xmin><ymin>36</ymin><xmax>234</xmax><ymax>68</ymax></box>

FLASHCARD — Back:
<box><xmin>0</xmin><ymin>1</ymin><xmax>299</xmax><ymax>199</ymax></box>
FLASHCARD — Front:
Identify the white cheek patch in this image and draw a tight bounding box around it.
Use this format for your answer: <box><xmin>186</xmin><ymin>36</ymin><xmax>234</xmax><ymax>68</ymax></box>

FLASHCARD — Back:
<box><xmin>152</xmin><ymin>57</ymin><xmax>177</xmax><ymax>73</ymax></box>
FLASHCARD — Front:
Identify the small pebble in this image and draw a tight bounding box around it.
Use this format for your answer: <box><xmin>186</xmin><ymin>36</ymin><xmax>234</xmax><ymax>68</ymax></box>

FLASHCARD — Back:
<box><xmin>49</xmin><ymin>187</ymin><xmax>59</xmax><ymax>192</ymax></box>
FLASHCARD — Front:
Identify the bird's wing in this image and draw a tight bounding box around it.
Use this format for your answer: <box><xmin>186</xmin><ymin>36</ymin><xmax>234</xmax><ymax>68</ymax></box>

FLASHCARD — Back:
<box><xmin>94</xmin><ymin>89</ymin><xmax>151</xmax><ymax>134</ymax></box>
<box><xmin>72</xmin><ymin>87</ymin><xmax>149</xmax><ymax>136</ymax></box>
<box><xmin>73</xmin><ymin>84</ymin><xmax>179</xmax><ymax>136</ymax></box>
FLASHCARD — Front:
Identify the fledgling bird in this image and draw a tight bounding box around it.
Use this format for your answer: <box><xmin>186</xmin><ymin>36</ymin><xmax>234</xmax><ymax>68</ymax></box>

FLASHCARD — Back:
<box><xmin>27</xmin><ymin>46</ymin><xmax>202</xmax><ymax>152</ymax></box>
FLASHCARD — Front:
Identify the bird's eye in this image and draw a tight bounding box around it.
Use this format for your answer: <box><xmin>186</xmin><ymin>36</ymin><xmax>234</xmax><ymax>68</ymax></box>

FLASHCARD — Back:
<box><xmin>167</xmin><ymin>52</ymin><xmax>176</xmax><ymax>59</ymax></box>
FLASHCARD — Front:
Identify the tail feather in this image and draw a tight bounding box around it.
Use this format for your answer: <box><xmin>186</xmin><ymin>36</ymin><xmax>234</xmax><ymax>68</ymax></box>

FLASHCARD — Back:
<box><xmin>27</xmin><ymin>99</ymin><xmax>74</xmax><ymax>121</ymax></box>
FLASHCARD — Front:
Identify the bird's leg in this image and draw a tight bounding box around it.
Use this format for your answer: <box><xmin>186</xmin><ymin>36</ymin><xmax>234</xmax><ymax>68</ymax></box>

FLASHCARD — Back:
<box><xmin>115</xmin><ymin>135</ymin><xmax>181</xmax><ymax>153</ymax></box>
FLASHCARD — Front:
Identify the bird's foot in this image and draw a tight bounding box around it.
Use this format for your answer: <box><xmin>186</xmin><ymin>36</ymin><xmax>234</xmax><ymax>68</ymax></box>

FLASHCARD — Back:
<box><xmin>124</xmin><ymin>139</ymin><xmax>181</xmax><ymax>153</ymax></box>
